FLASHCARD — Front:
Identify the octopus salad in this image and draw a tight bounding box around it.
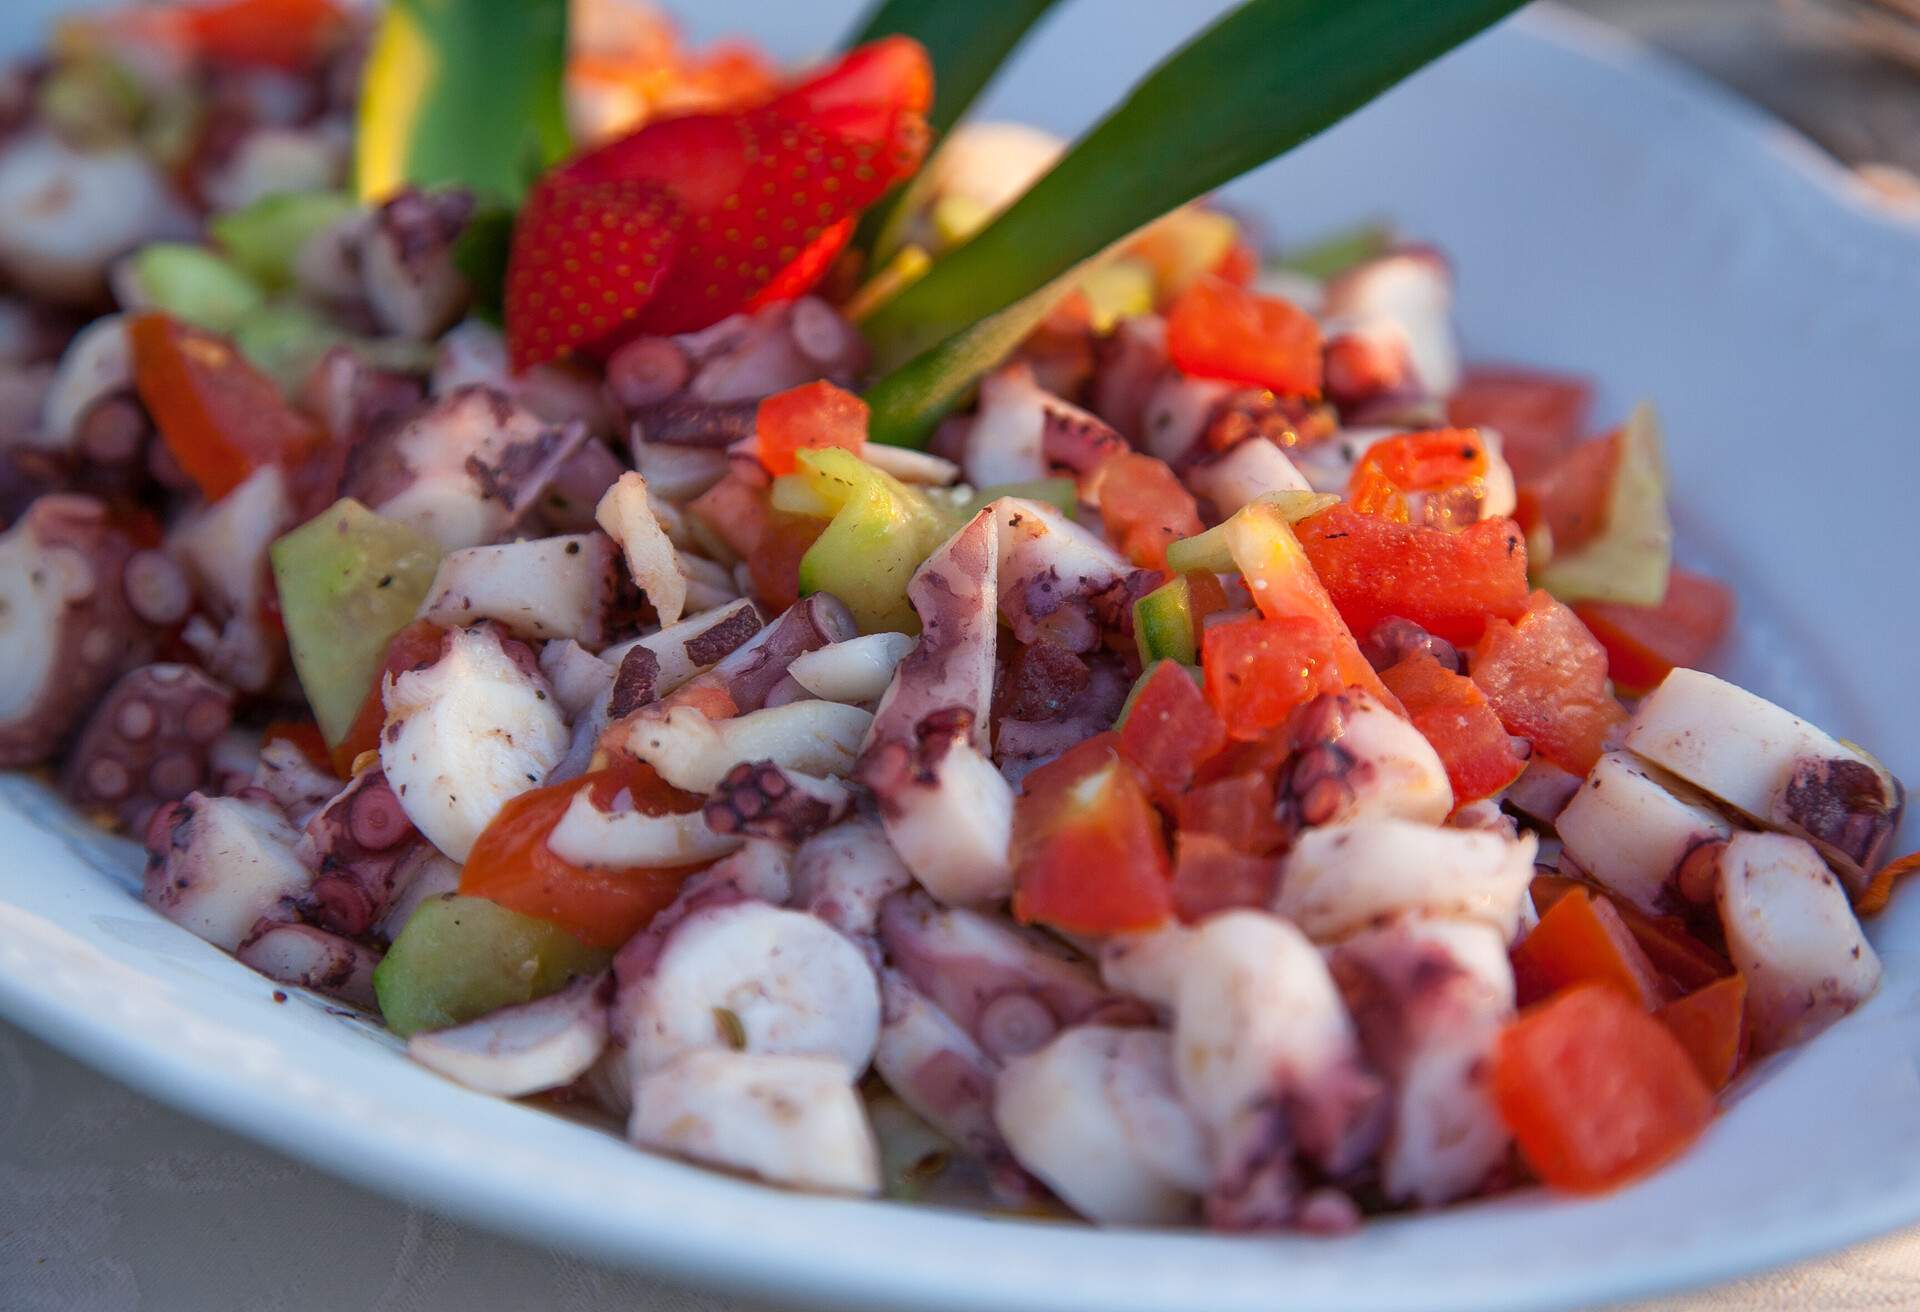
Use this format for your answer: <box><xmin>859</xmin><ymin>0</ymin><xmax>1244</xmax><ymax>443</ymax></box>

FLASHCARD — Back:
<box><xmin>0</xmin><ymin>0</ymin><xmax>1910</xmax><ymax>1233</ymax></box>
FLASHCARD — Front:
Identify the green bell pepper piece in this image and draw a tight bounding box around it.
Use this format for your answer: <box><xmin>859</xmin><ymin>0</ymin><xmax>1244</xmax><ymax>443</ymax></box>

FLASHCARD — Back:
<box><xmin>374</xmin><ymin>895</ymin><xmax>610</xmax><ymax>1038</ymax></box>
<box><xmin>269</xmin><ymin>499</ymin><xmax>444</xmax><ymax>747</ymax></box>
<box><xmin>1134</xmin><ymin>576</ymin><xmax>1199</xmax><ymax>667</ymax></box>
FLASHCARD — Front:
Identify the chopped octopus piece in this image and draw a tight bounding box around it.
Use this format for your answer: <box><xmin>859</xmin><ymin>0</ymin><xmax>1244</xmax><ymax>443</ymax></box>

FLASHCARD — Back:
<box><xmin>1274</xmin><ymin>691</ymin><xmax>1454</xmax><ymax>838</ymax></box>
<box><xmin>296</xmin><ymin>768</ymin><xmax>426</xmax><ymax>937</ymax></box>
<box><xmin>0</xmin><ymin>495</ymin><xmax>160</xmax><ymax>767</ymax></box>
<box><xmin>249</xmin><ymin>737</ymin><xmax>343</xmax><ymax>829</ymax></box>
<box><xmin>621</xmin><ymin>701</ymin><xmax>871</xmax><ymax>794</ymax></box>
<box><xmin>345</xmin><ymin>386</ymin><xmax>589</xmax><ymax>551</ymax></box>
<box><xmin>359</xmin><ymin>187</ymin><xmax>474</xmax><ymax>342</ymax></box>
<box><xmin>1171</xmin><ymin>911</ymin><xmax>1386</xmax><ymax>1230</ymax></box>
<box><xmin>1715</xmin><ymin>832</ymin><xmax>1881</xmax><ymax>1052</ymax></box>
<box><xmin>629</xmin><ymin>1049</ymin><xmax>882</xmax><ymax>1197</ymax></box>
<box><xmin>38</xmin><ymin>315</ymin><xmax>132</xmax><ymax>453</ymax></box>
<box><xmin>787</xmin><ymin>632</ymin><xmax>915</xmax><ymax>705</ymax></box>
<box><xmin>703</xmin><ymin>760</ymin><xmax>852</xmax><ymax>845</ymax></box>
<box><xmin>995</xmin><ymin>1025</ymin><xmax>1210</xmax><ymax>1226</ymax></box>
<box><xmin>1187</xmin><ymin>436</ymin><xmax>1312</xmax><ymax>515</ymax></box>
<box><xmin>376</xmin><ymin>849</ymin><xmax>462</xmax><ymax>944</ymax></box>
<box><xmin>877</xmin><ymin>891</ymin><xmax>1151</xmax><ymax>1063</ymax></box>
<box><xmin>615</xmin><ymin>898</ymin><xmax>881</xmax><ymax>1086</ymax></box>
<box><xmin>380</xmin><ymin>624</ymin><xmax>568</xmax><ymax>862</ymax></box>
<box><xmin>419</xmin><ymin>534</ymin><xmax>618</xmax><ymax>645</ymax></box>
<box><xmin>1502</xmin><ymin>756</ymin><xmax>1584</xmax><ymax>828</ymax></box>
<box><xmin>143</xmin><ymin>792</ymin><xmax>313</xmax><ymax>952</ymax></box>
<box><xmin>547</xmin><ymin>787</ymin><xmax>743</xmax><ymax>869</ymax></box>
<box><xmin>235</xmin><ymin>922</ymin><xmax>382</xmax><ymax>1010</ymax></box>
<box><xmin>961</xmin><ymin>363</ymin><xmax>1121</xmax><ymax>491</ymax></box>
<box><xmin>601</xmin><ymin>597</ymin><xmax>762</xmax><ymax>702</ymax></box>
<box><xmin>537</xmin><ymin>639</ymin><xmax>616</xmax><ymax>717</ymax></box>
<box><xmin>409</xmin><ymin>973</ymin><xmax>612</xmax><ymax>1097</ymax></box>
<box><xmin>1555</xmin><ymin>751</ymin><xmax>1734</xmax><ymax>916</ymax></box>
<box><xmin>1625</xmin><ymin>669</ymin><xmax>1904</xmax><ymax>894</ymax></box>
<box><xmin>792</xmin><ymin>816</ymin><xmax>915</xmax><ymax>945</ymax></box>
<box><xmin>1098</xmin><ymin>923</ymin><xmax>1199</xmax><ymax>1015</ymax></box>
<box><xmin>1276</xmin><ymin>818</ymin><xmax>1538</xmax><ymax>942</ymax></box>
<box><xmin>857</xmin><ymin>509</ymin><xmax>1015</xmax><ymax>905</ymax></box>
<box><xmin>994</xmin><ymin>497</ymin><xmax>1135</xmax><ymax>654</ymax></box>
<box><xmin>1328</xmin><ymin>915</ymin><xmax>1516</xmax><ymax>1206</ymax></box>
<box><xmin>0</xmin><ymin>132</ymin><xmax>192</xmax><ymax>304</ymax></box>
<box><xmin>874</xmin><ymin>970</ymin><xmax>1036</xmax><ymax>1203</ymax></box>
<box><xmin>170</xmin><ymin>465</ymin><xmax>294</xmax><ymax>694</ymax></box>
<box><xmin>596</xmin><ymin>471</ymin><xmax>688</xmax><ymax>626</ymax></box>
<box><xmin>1320</xmin><ymin>246</ymin><xmax>1460</xmax><ymax>398</ymax></box>
<box><xmin>62</xmin><ymin>663</ymin><xmax>235</xmax><ymax>832</ymax></box>
<box><xmin>700</xmin><ymin>593</ymin><xmax>857</xmax><ymax>714</ymax></box>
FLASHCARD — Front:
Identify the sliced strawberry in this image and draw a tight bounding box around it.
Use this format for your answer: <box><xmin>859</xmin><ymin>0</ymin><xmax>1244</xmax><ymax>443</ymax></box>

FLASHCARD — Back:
<box><xmin>505</xmin><ymin>178</ymin><xmax>683</xmax><ymax>370</ymax></box>
<box><xmin>768</xmin><ymin>35</ymin><xmax>934</xmax><ymax>143</ymax></box>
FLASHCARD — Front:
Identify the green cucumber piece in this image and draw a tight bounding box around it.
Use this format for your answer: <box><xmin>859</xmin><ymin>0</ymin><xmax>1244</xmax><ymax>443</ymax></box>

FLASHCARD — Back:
<box><xmin>373</xmin><ymin>895</ymin><xmax>610</xmax><ymax>1038</ymax></box>
<box><xmin>792</xmin><ymin>449</ymin><xmax>953</xmax><ymax>634</ymax></box>
<box><xmin>270</xmin><ymin>498</ymin><xmax>444</xmax><ymax>746</ymax></box>
<box><xmin>1534</xmin><ymin>402</ymin><xmax>1672</xmax><ymax>607</ymax></box>
<box><xmin>1134</xmin><ymin>576</ymin><xmax>1198</xmax><ymax>667</ymax></box>
<box><xmin>130</xmin><ymin>244</ymin><xmax>265</xmax><ymax>335</ymax></box>
<box><xmin>211</xmin><ymin>191</ymin><xmax>359</xmax><ymax>289</ymax></box>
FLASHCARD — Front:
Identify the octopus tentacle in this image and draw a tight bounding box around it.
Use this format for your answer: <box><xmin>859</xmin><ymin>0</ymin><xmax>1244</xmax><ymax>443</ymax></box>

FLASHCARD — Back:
<box><xmin>62</xmin><ymin>663</ymin><xmax>235</xmax><ymax>832</ymax></box>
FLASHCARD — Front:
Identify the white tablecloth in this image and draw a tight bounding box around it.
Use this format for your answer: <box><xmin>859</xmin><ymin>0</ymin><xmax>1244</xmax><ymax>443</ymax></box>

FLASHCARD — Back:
<box><xmin>7</xmin><ymin>1021</ymin><xmax>1920</xmax><ymax>1312</ymax></box>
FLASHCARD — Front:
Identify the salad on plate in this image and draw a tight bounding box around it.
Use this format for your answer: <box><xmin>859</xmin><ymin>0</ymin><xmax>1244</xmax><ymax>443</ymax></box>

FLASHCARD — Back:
<box><xmin>0</xmin><ymin>0</ymin><xmax>1909</xmax><ymax>1233</ymax></box>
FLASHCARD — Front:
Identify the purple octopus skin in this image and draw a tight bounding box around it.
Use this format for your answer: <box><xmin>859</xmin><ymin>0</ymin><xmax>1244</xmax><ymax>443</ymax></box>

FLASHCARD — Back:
<box><xmin>994</xmin><ymin>655</ymin><xmax>1129</xmax><ymax>785</ymax></box>
<box><xmin>703</xmin><ymin>760</ymin><xmax>851</xmax><ymax>845</ymax></box>
<box><xmin>301</xmin><ymin>346</ymin><xmax>427</xmax><ymax>452</ymax></box>
<box><xmin>143</xmin><ymin>789</ymin><xmax>313</xmax><ymax>951</ymax></box>
<box><xmin>1361</xmin><ymin>616</ymin><xmax>1464</xmax><ymax>676</ymax></box>
<box><xmin>877</xmin><ymin>891</ymin><xmax>1153</xmax><ymax>1064</ymax></box>
<box><xmin>537</xmin><ymin>438</ymin><xmax>626</xmax><ymax>533</ymax></box>
<box><xmin>61</xmin><ymin>663</ymin><xmax>235</xmax><ymax>831</ymax></box>
<box><xmin>874</xmin><ymin>969</ymin><xmax>1044</xmax><ymax>1206</ymax></box>
<box><xmin>236</xmin><ymin>921</ymin><xmax>382</xmax><ymax>1010</ymax></box>
<box><xmin>0</xmin><ymin>494</ymin><xmax>165</xmax><ymax>767</ymax></box>
<box><xmin>297</xmin><ymin>768</ymin><xmax>425</xmax><ymax>937</ymax></box>
<box><xmin>1776</xmin><ymin>756</ymin><xmax>1904</xmax><ymax>878</ymax></box>
<box><xmin>360</xmin><ymin>186</ymin><xmax>476</xmax><ymax>341</ymax></box>
<box><xmin>1089</xmin><ymin>314</ymin><xmax>1169</xmax><ymax>439</ymax></box>
<box><xmin>791</xmin><ymin>816</ymin><xmax>914</xmax><ymax>949</ymax></box>
<box><xmin>608</xmin><ymin>297</ymin><xmax>866</xmax><ymax>422</ymax></box>
<box><xmin>708</xmin><ymin>593</ymin><xmax>857</xmax><ymax>713</ymax></box>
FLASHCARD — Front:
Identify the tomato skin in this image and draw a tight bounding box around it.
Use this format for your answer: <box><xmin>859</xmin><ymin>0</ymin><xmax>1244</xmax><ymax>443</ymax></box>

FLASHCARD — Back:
<box><xmin>1203</xmin><ymin>614</ymin><xmax>1346</xmax><ymax>742</ymax></box>
<box><xmin>1574</xmin><ymin>569</ymin><xmax>1735</xmax><ymax>695</ymax></box>
<box><xmin>687</xmin><ymin>469</ymin><xmax>772</xmax><ymax>561</ymax></box>
<box><xmin>1531</xmin><ymin>872</ymin><xmax>1732</xmax><ymax>994</ymax></box>
<box><xmin>1492</xmin><ymin>983</ymin><xmax>1715</xmax><ymax>1194</ymax></box>
<box><xmin>460</xmin><ymin>762</ymin><xmax>707</xmax><ymax>950</ymax></box>
<box><xmin>1171</xmin><ymin>831</ymin><xmax>1277</xmax><ymax>923</ymax></box>
<box><xmin>1096</xmin><ymin>452</ymin><xmax>1205</xmax><ymax>571</ymax></box>
<box><xmin>1295</xmin><ymin>506</ymin><xmax>1530</xmax><ymax>648</ymax></box>
<box><xmin>1470</xmin><ymin>590</ymin><xmax>1626</xmax><ymax>776</ymax></box>
<box><xmin>328</xmin><ymin>620</ymin><xmax>448</xmax><ymax>776</ymax></box>
<box><xmin>754</xmin><ymin>380</ymin><xmax>868</xmax><ymax>477</ymax></box>
<box><xmin>1177</xmin><ymin>770</ymin><xmax>1289</xmax><ymax>855</ymax></box>
<box><xmin>1377</xmin><ymin>651</ymin><xmax>1526</xmax><ymax>804</ymax></box>
<box><xmin>1510</xmin><ymin>887</ymin><xmax>1671</xmax><ymax>1011</ymax></box>
<box><xmin>1347</xmin><ymin>428</ymin><xmax>1491</xmax><ymax>524</ymax></box>
<box><xmin>1166</xmin><ymin>275</ymin><xmax>1322</xmax><ymax>398</ymax></box>
<box><xmin>1118</xmin><ymin>660</ymin><xmax>1226</xmax><ymax>802</ymax></box>
<box><xmin>1514</xmin><ymin>432</ymin><xmax>1618</xmax><ymax>553</ymax></box>
<box><xmin>747</xmin><ymin>509</ymin><xmax>826</xmax><ymax>613</ymax></box>
<box><xmin>1013</xmin><ymin>736</ymin><xmax>1173</xmax><ymax>935</ymax></box>
<box><xmin>765</xmin><ymin>34</ymin><xmax>934</xmax><ymax>143</ymax></box>
<box><xmin>1446</xmin><ymin>365</ymin><xmax>1592</xmax><ymax>482</ymax></box>
<box><xmin>129</xmin><ymin>314</ymin><xmax>324</xmax><ymax>502</ymax></box>
<box><xmin>1655</xmin><ymin>974</ymin><xmax>1748</xmax><ymax>1090</ymax></box>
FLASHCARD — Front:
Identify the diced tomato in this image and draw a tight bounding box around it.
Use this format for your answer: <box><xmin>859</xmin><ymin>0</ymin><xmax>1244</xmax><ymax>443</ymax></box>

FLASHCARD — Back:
<box><xmin>1013</xmin><ymin>736</ymin><xmax>1172</xmax><ymax>935</ymax></box>
<box><xmin>1492</xmin><ymin>983</ymin><xmax>1716</xmax><ymax>1194</ymax></box>
<box><xmin>1166</xmin><ymin>275</ymin><xmax>1322</xmax><ymax>398</ymax></box>
<box><xmin>262</xmin><ymin>719</ymin><xmax>331</xmax><ymax>771</ymax></box>
<box><xmin>747</xmin><ymin>509</ymin><xmax>826</xmax><ymax>612</ymax></box>
<box><xmin>1176</xmin><ymin>769</ymin><xmax>1289</xmax><ymax>855</ymax></box>
<box><xmin>1514</xmin><ymin>432</ymin><xmax>1618</xmax><ymax>553</ymax></box>
<box><xmin>1184</xmin><ymin>569</ymin><xmax>1230</xmax><ymax>624</ymax></box>
<box><xmin>1171</xmin><ymin>831</ymin><xmax>1277</xmax><ymax>922</ymax></box>
<box><xmin>1611</xmin><ymin>900</ymin><xmax>1732</xmax><ymax>994</ymax></box>
<box><xmin>1096</xmin><ymin>452</ymin><xmax>1204</xmax><ymax>571</ymax></box>
<box><xmin>1574</xmin><ymin>570</ymin><xmax>1735</xmax><ymax>694</ymax></box>
<box><xmin>1656</xmin><ymin>974</ymin><xmax>1747</xmax><ymax>1090</ymax></box>
<box><xmin>687</xmin><ymin>469</ymin><xmax>772</xmax><ymax>559</ymax></box>
<box><xmin>1212</xmin><ymin>239</ymin><xmax>1260</xmax><ymax>287</ymax></box>
<box><xmin>184</xmin><ymin>0</ymin><xmax>346</xmax><ymax>69</ymax></box>
<box><xmin>1295</xmin><ymin>506</ymin><xmax>1530</xmax><ymax>648</ymax></box>
<box><xmin>129</xmin><ymin>314</ymin><xmax>324</xmax><ymax>503</ymax></box>
<box><xmin>1510</xmin><ymin>887</ymin><xmax>1671</xmax><ymax>1010</ymax></box>
<box><xmin>1857</xmin><ymin>850</ymin><xmax>1920</xmax><ymax>919</ymax></box>
<box><xmin>753</xmin><ymin>380</ymin><xmax>869</xmax><ymax>477</ymax></box>
<box><xmin>1202</xmin><ymin>614</ymin><xmax>1346</xmax><ymax>742</ymax></box>
<box><xmin>1222</xmin><ymin>501</ymin><xmax>1394</xmax><ymax>706</ymax></box>
<box><xmin>1446</xmin><ymin>364</ymin><xmax>1592</xmax><ymax>482</ymax></box>
<box><xmin>1471</xmin><ymin>591</ymin><xmax>1626</xmax><ymax>775</ymax></box>
<box><xmin>328</xmin><ymin>620</ymin><xmax>448</xmax><ymax>776</ymax></box>
<box><xmin>1118</xmin><ymin>660</ymin><xmax>1227</xmax><ymax>802</ymax></box>
<box><xmin>1347</xmin><ymin>428</ymin><xmax>1490</xmax><ymax>525</ymax></box>
<box><xmin>1378</xmin><ymin>651</ymin><xmax>1526</xmax><ymax>803</ymax></box>
<box><xmin>460</xmin><ymin>761</ymin><xmax>708</xmax><ymax>950</ymax></box>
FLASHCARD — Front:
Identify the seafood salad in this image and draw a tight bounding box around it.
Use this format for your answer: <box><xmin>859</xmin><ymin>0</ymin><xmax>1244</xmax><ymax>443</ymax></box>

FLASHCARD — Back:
<box><xmin>0</xmin><ymin>0</ymin><xmax>1909</xmax><ymax>1233</ymax></box>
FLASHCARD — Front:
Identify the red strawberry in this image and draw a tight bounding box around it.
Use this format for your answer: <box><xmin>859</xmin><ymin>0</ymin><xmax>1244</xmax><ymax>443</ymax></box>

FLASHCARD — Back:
<box><xmin>505</xmin><ymin>178</ymin><xmax>682</xmax><ymax>370</ymax></box>
<box><xmin>504</xmin><ymin>38</ymin><xmax>931</xmax><ymax>366</ymax></box>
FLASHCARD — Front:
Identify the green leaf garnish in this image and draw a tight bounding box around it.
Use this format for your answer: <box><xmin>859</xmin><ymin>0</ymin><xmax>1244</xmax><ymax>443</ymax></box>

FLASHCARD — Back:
<box><xmin>355</xmin><ymin>0</ymin><xmax>570</xmax><ymax>205</ymax></box>
<box><xmin>861</xmin><ymin>0</ymin><xmax>1526</xmax><ymax>445</ymax></box>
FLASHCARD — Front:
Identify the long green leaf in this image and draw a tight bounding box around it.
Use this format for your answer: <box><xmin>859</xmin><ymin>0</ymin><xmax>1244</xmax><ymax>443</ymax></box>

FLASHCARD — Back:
<box><xmin>355</xmin><ymin>0</ymin><xmax>570</xmax><ymax>205</ymax></box>
<box><xmin>862</xmin><ymin>0</ymin><xmax>1526</xmax><ymax>443</ymax></box>
<box><xmin>846</xmin><ymin>0</ymin><xmax>1065</xmax><ymax>140</ymax></box>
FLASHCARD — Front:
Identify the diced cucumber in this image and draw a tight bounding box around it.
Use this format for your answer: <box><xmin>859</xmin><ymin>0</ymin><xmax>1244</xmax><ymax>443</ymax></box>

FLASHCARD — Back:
<box><xmin>270</xmin><ymin>498</ymin><xmax>444</xmax><ymax>746</ymax></box>
<box><xmin>791</xmin><ymin>448</ymin><xmax>953</xmax><ymax>635</ymax></box>
<box><xmin>211</xmin><ymin>191</ymin><xmax>360</xmax><ymax>289</ymax></box>
<box><xmin>129</xmin><ymin>244</ymin><xmax>265</xmax><ymax>335</ymax></box>
<box><xmin>1535</xmin><ymin>402</ymin><xmax>1672</xmax><ymax>606</ymax></box>
<box><xmin>373</xmin><ymin>895</ymin><xmax>610</xmax><ymax>1038</ymax></box>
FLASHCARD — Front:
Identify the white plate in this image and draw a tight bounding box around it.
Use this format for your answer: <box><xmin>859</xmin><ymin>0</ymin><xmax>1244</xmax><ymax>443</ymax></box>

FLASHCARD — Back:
<box><xmin>6</xmin><ymin>4</ymin><xmax>1920</xmax><ymax>1310</ymax></box>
